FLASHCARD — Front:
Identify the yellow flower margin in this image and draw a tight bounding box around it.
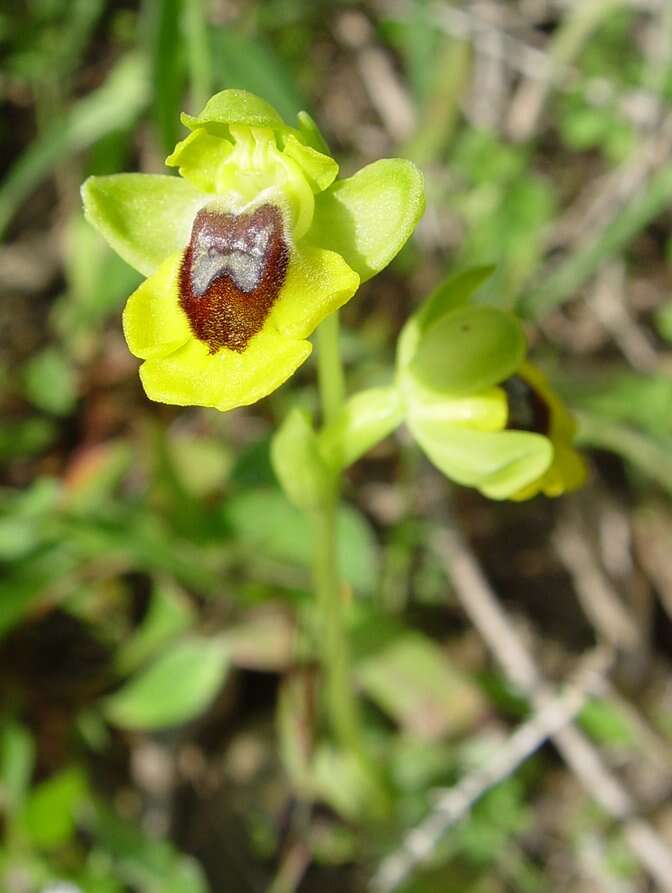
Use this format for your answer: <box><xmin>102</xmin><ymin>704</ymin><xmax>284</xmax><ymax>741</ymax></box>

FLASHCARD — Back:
<box><xmin>511</xmin><ymin>362</ymin><xmax>587</xmax><ymax>500</ymax></box>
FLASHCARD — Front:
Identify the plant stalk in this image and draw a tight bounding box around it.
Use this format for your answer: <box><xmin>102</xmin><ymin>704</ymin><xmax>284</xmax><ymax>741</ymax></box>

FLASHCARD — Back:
<box><xmin>315</xmin><ymin>313</ymin><xmax>389</xmax><ymax>816</ymax></box>
<box><xmin>315</xmin><ymin>312</ymin><xmax>360</xmax><ymax>752</ymax></box>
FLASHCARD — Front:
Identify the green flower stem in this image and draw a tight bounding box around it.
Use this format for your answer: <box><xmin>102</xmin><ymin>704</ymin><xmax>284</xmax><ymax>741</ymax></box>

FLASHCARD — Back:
<box><xmin>317</xmin><ymin>313</ymin><xmax>345</xmax><ymax>429</ymax></box>
<box><xmin>315</xmin><ymin>312</ymin><xmax>357</xmax><ymax>747</ymax></box>
<box><xmin>315</xmin><ymin>313</ymin><xmax>387</xmax><ymax>812</ymax></box>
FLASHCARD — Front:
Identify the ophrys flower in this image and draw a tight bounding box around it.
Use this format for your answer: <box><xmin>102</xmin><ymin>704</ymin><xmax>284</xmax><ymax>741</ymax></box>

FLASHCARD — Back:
<box><xmin>397</xmin><ymin>269</ymin><xmax>587</xmax><ymax>500</ymax></box>
<box><xmin>82</xmin><ymin>90</ymin><xmax>424</xmax><ymax>412</ymax></box>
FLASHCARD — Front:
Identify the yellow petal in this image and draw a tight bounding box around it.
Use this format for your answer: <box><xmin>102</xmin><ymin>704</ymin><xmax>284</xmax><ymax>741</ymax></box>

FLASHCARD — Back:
<box><xmin>270</xmin><ymin>243</ymin><xmax>359</xmax><ymax>340</ymax></box>
<box><xmin>122</xmin><ymin>253</ymin><xmax>192</xmax><ymax>360</ymax></box>
<box><xmin>138</xmin><ymin>327</ymin><xmax>312</xmax><ymax>412</ymax></box>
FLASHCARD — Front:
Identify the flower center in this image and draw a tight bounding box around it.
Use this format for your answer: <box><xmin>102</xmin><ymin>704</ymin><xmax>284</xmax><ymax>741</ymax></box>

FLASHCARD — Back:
<box><xmin>179</xmin><ymin>203</ymin><xmax>289</xmax><ymax>353</ymax></box>
<box><xmin>503</xmin><ymin>375</ymin><xmax>550</xmax><ymax>435</ymax></box>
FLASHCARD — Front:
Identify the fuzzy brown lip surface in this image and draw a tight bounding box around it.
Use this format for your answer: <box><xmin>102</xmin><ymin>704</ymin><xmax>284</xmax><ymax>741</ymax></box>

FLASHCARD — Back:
<box><xmin>179</xmin><ymin>203</ymin><xmax>290</xmax><ymax>354</ymax></box>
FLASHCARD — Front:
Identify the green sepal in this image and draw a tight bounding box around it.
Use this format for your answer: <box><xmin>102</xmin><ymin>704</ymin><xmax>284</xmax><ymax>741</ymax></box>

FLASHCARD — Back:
<box><xmin>271</xmin><ymin>408</ymin><xmax>333</xmax><ymax>510</ymax></box>
<box><xmin>81</xmin><ymin>173</ymin><xmax>206</xmax><ymax>276</ymax></box>
<box><xmin>296</xmin><ymin>110</ymin><xmax>330</xmax><ymax>154</ymax></box>
<box><xmin>309</xmin><ymin>158</ymin><xmax>425</xmax><ymax>282</ymax></box>
<box><xmin>416</xmin><ymin>265</ymin><xmax>496</xmax><ymax>332</ymax></box>
<box><xmin>409</xmin><ymin>305</ymin><xmax>526</xmax><ymax>397</ymax></box>
<box><xmin>409</xmin><ymin>416</ymin><xmax>553</xmax><ymax>499</ymax></box>
<box><xmin>320</xmin><ymin>386</ymin><xmax>405</xmax><ymax>471</ymax></box>
<box><xmin>181</xmin><ymin>89</ymin><xmax>286</xmax><ymax>135</ymax></box>
<box><xmin>397</xmin><ymin>267</ymin><xmax>496</xmax><ymax>374</ymax></box>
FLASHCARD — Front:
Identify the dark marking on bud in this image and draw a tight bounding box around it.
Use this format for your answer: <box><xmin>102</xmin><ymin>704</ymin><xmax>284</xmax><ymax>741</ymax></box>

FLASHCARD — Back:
<box><xmin>179</xmin><ymin>204</ymin><xmax>289</xmax><ymax>353</ymax></box>
<box><xmin>503</xmin><ymin>375</ymin><xmax>550</xmax><ymax>435</ymax></box>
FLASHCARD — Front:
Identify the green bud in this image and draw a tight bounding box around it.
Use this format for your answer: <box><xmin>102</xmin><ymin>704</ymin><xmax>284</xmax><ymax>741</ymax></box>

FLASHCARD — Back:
<box><xmin>271</xmin><ymin>408</ymin><xmax>333</xmax><ymax>510</ymax></box>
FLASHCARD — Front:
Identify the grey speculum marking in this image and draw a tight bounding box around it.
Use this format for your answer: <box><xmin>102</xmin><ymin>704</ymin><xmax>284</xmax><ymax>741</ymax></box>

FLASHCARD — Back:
<box><xmin>190</xmin><ymin>223</ymin><xmax>273</xmax><ymax>296</ymax></box>
<box><xmin>179</xmin><ymin>204</ymin><xmax>290</xmax><ymax>354</ymax></box>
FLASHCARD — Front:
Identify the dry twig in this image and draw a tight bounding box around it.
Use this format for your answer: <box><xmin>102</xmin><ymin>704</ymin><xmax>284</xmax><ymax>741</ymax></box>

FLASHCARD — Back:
<box><xmin>554</xmin><ymin>505</ymin><xmax>642</xmax><ymax>651</ymax></box>
<box><xmin>377</xmin><ymin>518</ymin><xmax>672</xmax><ymax>893</ymax></box>
<box><xmin>372</xmin><ymin>647</ymin><xmax>611</xmax><ymax>892</ymax></box>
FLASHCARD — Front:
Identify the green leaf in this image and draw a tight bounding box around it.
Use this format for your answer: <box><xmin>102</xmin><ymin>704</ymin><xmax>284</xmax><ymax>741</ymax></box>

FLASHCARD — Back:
<box><xmin>409</xmin><ymin>306</ymin><xmax>526</xmax><ymax>397</ymax></box>
<box><xmin>0</xmin><ymin>418</ymin><xmax>56</xmax><ymax>461</ymax></box>
<box><xmin>0</xmin><ymin>53</ymin><xmax>149</xmax><ymax>238</ymax></box>
<box><xmin>655</xmin><ymin>302</ymin><xmax>672</xmax><ymax>343</ymax></box>
<box><xmin>271</xmin><ymin>408</ymin><xmax>332</xmax><ymax>510</ymax></box>
<box><xmin>410</xmin><ymin>419</ymin><xmax>552</xmax><ymax>499</ymax></box>
<box><xmin>522</xmin><ymin>161</ymin><xmax>672</xmax><ymax>319</ymax></box>
<box><xmin>563</xmin><ymin>371</ymin><xmax>672</xmax><ymax>439</ymax></box>
<box><xmin>60</xmin><ymin>213</ymin><xmax>142</xmax><ymax>339</ymax></box>
<box><xmin>576</xmin><ymin>412</ymin><xmax>672</xmax><ymax>495</ymax></box>
<box><xmin>168</xmin><ymin>433</ymin><xmax>233</xmax><ymax>498</ymax></box>
<box><xmin>104</xmin><ymin>637</ymin><xmax>229</xmax><ymax>730</ymax></box>
<box><xmin>0</xmin><ymin>478</ymin><xmax>61</xmax><ymax>560</ymax></box>
<box><xmin>358</xmin><ymin>633</ymin><xmax>485</xmax><ymax>740</ymax></box>
<box><xmin>310</xmin><ymin>158</ymin><xmax>425</xmax><ymax>282</ymax></box>
<box><xmin>222</xmin><ymin>488</ymin><xmax>379</xmax><ymax>594</ymax></box>
<box><xmin>20</xmin><ymin>767</ymin><xmax>87</xmax><ymax>850</ymax></box>
<box><xmin>116</xmin><ymin>583</ymin><xmax>195</xmax><ymax>674</ymax></box>
<box><xmin>579</xmin><ymin>698</ymin><xmax>635</xmax><ymax>746</ymax></box>
<box><xmin>149</xmin><ymin>0</ymin><xmax>186</xmax><ymax>153</ymax></box>
<box><xmin>210</xmin><ymin>34</ymin><xmax>307</xmax><ymax>124</ymax></box>
<box><xmin>23</xmin><ymin>347</ymin><xmax>78</xmax><ymax>416</ymax></box>
<box><xmin>312</xmin><ymin>745</ymin><xmax>384</xmax><ymax>822</ymax></box>
<box><xmin>0</xmin><ymin>720</ymin><xmax>34</xmax><ymax>815</ymax></box>
<box><xmin>81</xmin><ymin>173</ymin><xmax>205</xmax><ymax>276</ymax></box>
<box><xmin>320</xmin><ymin>386</ymin><xmax>404</xmax><ymax>470</ymax></box>
<box><xmin>91</xmin><ymin>802</ymin><xmax>209</xmax><ymax>893</ymax></box>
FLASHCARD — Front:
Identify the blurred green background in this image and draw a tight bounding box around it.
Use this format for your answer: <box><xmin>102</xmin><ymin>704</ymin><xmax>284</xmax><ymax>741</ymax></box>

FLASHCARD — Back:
<box><xmin>4</xmin><ymin>1</ymin><xmax>672</xmax><ymax>891</ymax></box>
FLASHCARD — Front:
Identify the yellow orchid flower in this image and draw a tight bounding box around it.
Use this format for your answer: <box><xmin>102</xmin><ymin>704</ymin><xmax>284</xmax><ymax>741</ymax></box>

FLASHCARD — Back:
<box><xmin>397</xmin><ymin>268</ymin><xmax>587</xmax><ymax>500</ymax></box>
<box><xmin>82</xmin><ymin>90</ymin><xmax>424</xmax><ymax>412</ymax></box>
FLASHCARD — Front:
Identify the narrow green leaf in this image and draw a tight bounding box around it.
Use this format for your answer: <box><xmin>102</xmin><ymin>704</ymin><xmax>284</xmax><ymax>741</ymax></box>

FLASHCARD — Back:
<box><xmin>210</xmin><ymin>32</ymin><xmax>306</xmax><ymax>123</ymax></box>
<box><xmin>523</xmin><ymin>163</ymin><xmax>672</xmax><ymax>318</ymax></box>
<box><xmin>148</xmin><ymin>0</ymin><xmax>186</xmax><ymax>152</ymax></box>
<box><xmin>0</xmin><ymin>53</ymin><xmax>149</xmax><ymax>238</ymax></box>
<box><xmin>0</xmin><ymin>720</ymin><xmax>34</xmax><ymax>815</ymax></box>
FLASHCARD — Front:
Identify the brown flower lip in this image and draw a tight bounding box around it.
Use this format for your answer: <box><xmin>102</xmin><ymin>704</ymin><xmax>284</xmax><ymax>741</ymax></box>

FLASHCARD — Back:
<box><xmin>503</xmin><ymin>375</ymin><xmax>550</xmax><ymax>435</ymax></box>
<box><xmin>179</xmin><ymin>203</ymin><xmax>290</xmax><ymax>354</ymax></box>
